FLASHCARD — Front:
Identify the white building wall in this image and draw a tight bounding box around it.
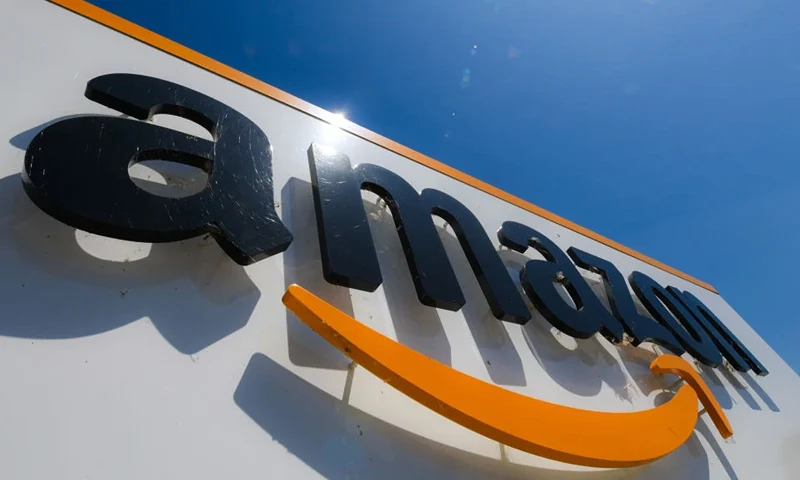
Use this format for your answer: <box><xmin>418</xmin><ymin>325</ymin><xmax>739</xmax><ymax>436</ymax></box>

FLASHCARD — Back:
<box><xmin>0</xmin><ymin>1</ymin><xmax>797</xmax><ymax>478</ymax></box>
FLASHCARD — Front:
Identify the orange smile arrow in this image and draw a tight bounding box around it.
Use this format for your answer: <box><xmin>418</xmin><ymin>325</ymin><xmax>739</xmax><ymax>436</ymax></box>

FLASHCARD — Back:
<box><xmin>282</xmin><ymin>284</ymin><xmax>732</xmax><ymax>468</ymax></box>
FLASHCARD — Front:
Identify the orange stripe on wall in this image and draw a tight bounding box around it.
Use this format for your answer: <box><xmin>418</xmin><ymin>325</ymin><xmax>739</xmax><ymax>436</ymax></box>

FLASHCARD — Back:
<box><xmin>47</xmin><ymin>0</ymin><xmax>718</xmax><ymax>294</ymax></box>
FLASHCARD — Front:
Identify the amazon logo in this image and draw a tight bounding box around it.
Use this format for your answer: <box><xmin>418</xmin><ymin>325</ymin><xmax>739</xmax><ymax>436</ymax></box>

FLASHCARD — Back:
<box><xmin>23</xmin><ymin>73</ymin><xmax>765</xmax><ymax>468</ymax></box>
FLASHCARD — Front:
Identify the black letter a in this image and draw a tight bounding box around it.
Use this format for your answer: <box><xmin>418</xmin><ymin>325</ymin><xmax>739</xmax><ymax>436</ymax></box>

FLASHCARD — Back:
<box><xmin>23</xmin><ymin>73</ymin><xmax>292</xmax><ymax>264</ymax></box>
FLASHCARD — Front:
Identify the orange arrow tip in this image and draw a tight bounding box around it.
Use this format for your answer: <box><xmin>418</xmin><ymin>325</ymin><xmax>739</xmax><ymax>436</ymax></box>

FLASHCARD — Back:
<box><xmin>650</xmin><ymin>355</ymin><xmax>733</xmax><ymax>439</ymax></box>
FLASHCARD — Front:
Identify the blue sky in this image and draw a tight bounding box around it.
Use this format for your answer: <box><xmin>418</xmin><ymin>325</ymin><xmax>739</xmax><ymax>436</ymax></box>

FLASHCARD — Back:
<box><xmin>91</xmin><ymin>0</ymin><xmax>799</xmax><ymax>373</ymax></box>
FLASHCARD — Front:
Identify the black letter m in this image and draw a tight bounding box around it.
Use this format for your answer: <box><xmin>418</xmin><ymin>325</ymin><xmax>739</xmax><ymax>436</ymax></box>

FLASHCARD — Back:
<box><xmin>307</xmin><ymin>144</ymin><xmax>530</xmax><ymax>324</ymax></box>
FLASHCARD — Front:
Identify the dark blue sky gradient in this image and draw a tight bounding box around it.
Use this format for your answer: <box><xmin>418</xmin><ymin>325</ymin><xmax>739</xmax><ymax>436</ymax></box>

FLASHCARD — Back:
<box><xmin>91</xmin><ymin>0</ymin><xmax>799</xmax><ymax>372</ymax></box>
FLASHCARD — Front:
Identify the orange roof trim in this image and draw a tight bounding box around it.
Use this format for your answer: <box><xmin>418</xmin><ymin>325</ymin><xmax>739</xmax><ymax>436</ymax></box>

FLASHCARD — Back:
<box><xmin>48</xmin><ymin>0</ymin><xmax>718</xmax><ymax>294</ymax></box>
